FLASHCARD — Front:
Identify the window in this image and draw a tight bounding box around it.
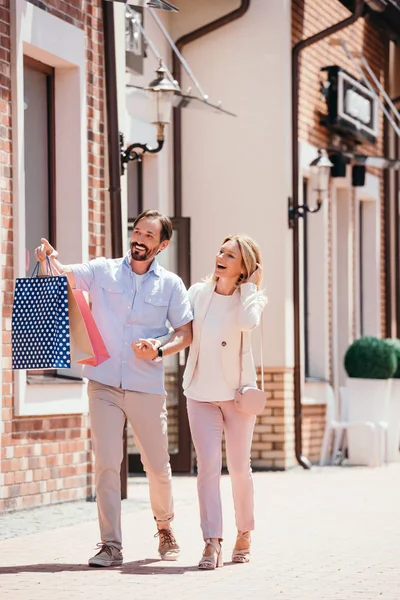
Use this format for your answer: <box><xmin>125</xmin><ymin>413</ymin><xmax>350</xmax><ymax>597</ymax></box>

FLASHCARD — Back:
<box><xmin>24</xmin><ymin>57</ymin><xmax>57</xmax><ymax>379</ymax></box>
<box><xmin>357</xmin><ymin>195</ymin><xmax>381</xmax><ymax>337</ymax></box>
<box><xmin>23</xmin><ymin>57</ymin><xmax>56</xmax><ymax>276</ymax></box>
<box><xmin>359</xmin><ymin>200</ymin><xmax>365</xmax><ymax>336</ymax></box>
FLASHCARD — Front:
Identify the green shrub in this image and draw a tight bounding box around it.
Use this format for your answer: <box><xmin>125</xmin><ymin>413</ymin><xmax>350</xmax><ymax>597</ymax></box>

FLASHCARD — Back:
<box><xmin>344</xmin><ymin>336</ymin><xmax>397</xmax><ymax>379</ymax></box>
<box><xmin>385</xmin><ymin>339</ymin><xmax>400</xmax><ymax>378</ymax></box>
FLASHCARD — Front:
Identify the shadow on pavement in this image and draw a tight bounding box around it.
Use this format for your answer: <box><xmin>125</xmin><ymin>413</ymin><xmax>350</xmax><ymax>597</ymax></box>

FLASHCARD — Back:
<box><xmin>0</xmin><ymin>564</ymin><xmax>92</xmax><ymax>574</ymax></box>
<box><xmin>122</xmin><ymin>559</ymin><xmax>200</xmax><ymax>574</ymax></box>
<box><xmin>0</xmin><ymin>559</ymin><xmax>203</xmax><ymax>575</ymax></box>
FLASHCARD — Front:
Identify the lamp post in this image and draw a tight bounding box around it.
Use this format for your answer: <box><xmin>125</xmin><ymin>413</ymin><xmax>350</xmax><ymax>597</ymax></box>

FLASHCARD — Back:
<box><xmin>288</xmin><ymin>149</ymin><xmax>333</xmax><ymax>226</ymax></box>
<box><xmin>120</xmin><ymin>63</ymin><xmax>179</xmax><ymax>173</ymax></box>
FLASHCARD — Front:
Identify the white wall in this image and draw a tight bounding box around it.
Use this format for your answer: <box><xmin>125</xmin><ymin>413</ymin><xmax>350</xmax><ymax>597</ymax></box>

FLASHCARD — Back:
<box><xmin>177</xmin><ymin>0</ymin><xmax>293</xmax><ymax>367</ymax></box>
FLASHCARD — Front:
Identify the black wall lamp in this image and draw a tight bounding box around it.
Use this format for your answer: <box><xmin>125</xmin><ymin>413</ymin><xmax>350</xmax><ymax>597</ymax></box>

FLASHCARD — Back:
<box><xmin>120</xmin><ymin>63</ymin><xmax>179</xmax><ymax>174</ymax></box>
<box><xmin>288</xmin><ymin>149</ymin><xmax>333</xmax><ymax>227</ymax></box>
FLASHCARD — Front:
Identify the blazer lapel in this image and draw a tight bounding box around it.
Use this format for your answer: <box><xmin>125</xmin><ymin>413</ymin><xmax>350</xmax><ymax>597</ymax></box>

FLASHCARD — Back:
<box><xmin>194</xmin><ymin>282</ymin><xmax>215</xmax><ymax>329</ymax></box>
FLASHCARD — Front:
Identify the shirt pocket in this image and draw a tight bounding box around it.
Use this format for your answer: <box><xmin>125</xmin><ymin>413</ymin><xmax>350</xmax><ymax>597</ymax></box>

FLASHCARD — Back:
<box><xmin>142</xmin><ymin>293</ymin><xmax>169</xmax><ymax>329</ymax></box>
<box><xmin>97</xmin><ymin>280</ymin><xmax>126</xmax><ymax>314</ymax></box>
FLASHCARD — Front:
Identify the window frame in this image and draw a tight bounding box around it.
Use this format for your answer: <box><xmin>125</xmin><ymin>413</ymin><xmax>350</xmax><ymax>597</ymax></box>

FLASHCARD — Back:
<box><xmin>12</xmin><ymin>0</ymin><xmax>89</xmax><ymax>416</ymax></box>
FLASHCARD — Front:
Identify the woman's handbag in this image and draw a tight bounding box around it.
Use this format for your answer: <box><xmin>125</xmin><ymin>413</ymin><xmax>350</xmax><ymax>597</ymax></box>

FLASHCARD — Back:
<box><xmin>234</xmin><ymin>316</ymin><xmax>267</xmax><ymax>416</ymax></box>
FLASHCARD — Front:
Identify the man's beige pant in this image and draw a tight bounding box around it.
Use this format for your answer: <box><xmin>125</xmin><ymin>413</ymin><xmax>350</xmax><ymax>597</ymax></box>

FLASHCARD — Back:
<box><xmin>88</xmin><ymin>380</ymin><xmax>174</xmax><ymax>550</ymax></box>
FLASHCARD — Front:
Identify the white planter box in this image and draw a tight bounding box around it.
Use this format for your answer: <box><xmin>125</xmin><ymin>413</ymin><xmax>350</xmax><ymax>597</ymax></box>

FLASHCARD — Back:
<box><xmin>346</xmin><ymin>378</ymin><xmax>391</xmax><ymax>466</ymax></box>
<box><xmin>388</xmin><ymin>379</ymin><xmax>400</xmax><ymax>462</ymax></box>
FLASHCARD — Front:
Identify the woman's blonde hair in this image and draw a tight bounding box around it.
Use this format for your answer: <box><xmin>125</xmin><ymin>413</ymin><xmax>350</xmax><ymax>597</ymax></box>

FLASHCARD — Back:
<box><xmin>211</xmin><ymin>234</ymin><xmax>263</xmax><ymax>290</ymax></box>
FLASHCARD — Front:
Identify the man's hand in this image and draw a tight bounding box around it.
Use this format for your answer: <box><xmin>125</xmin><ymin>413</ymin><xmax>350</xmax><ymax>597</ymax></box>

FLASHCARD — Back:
<box><xmin>132</xmin><ymin>338</ymin><xmax>161</xmax><ymax>361</ymax></box>
<box><xmin>34</xmin><ymin>238</ymin><xmax>58</xmax><ymax>262</ymax></box>
<box><xmin>33</xmin><ymin>238</ymin><xmax>77</xmax><ymax>287</ymax></box>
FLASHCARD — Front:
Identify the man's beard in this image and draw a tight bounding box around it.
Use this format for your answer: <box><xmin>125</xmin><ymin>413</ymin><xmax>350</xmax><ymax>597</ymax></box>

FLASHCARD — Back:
<box><xmin>130</xmin><ymin>242</ymin><xmax>158</xmax><ymax>262</ymax></box>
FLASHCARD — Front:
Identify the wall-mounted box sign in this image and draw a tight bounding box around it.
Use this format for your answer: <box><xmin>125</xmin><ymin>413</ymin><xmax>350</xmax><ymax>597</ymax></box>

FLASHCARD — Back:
<box><xmin>321</xmin><ymin>66</ymin><xmax>379</xmax><ymax>144</ymax></box>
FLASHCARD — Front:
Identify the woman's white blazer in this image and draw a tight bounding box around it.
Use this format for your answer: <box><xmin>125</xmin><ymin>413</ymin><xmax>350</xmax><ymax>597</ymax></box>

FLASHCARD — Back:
<box><xmin>183</xmin><ymin>281</ymin><xmax>266</xmax><ymax>392</ymax></box>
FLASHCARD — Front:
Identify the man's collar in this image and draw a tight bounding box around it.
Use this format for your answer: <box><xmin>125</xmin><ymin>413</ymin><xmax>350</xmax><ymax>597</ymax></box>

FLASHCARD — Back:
<box><xmin>124</xmin><ymin>252</ymin><xmax>161</xmax><ymax>277</ymax></box>
<box><xmin>149</xmin><ymin>258</ymin><xmax>162</xmax><ymax>277</ymax></box>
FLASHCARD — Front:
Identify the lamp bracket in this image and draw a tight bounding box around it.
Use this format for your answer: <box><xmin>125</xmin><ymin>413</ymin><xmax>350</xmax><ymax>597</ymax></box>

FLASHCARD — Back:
<box><xmin>288</xmin><ymin>197</ymin><xmax>322</xmax><ymax>229</ymax></box>
<box><xmin>120</xmin><ymin>133</ymin><xmax>164</xmax><ymax>174</ymax></box>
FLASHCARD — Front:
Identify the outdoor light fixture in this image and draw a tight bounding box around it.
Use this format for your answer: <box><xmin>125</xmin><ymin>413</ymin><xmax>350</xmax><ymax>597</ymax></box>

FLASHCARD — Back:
<box><xmin>352</xmin><ymin>164</ymin><xmax>366</xmax><ymax>187</ymax></box>
<box><xmin>288</xmin><ymin>149</ymin><xmax>333</xmax><ymax>225</ymax></box>
<box><xmin>330</xmin><ymin>152</ymin><xmax>348</xmax><ymax>178</ymax></box>
<box><xmin>120</xmin><ymin>63</ymin><xmax>179</xmax><ymax>173</ymax></box>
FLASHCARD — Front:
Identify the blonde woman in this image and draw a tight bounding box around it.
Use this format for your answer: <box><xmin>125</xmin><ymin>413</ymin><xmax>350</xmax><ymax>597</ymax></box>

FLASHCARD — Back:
<box><xmin>183</xmin><ymin>235</ymin><xmax>267</xmax><ymax>570</ymax></box>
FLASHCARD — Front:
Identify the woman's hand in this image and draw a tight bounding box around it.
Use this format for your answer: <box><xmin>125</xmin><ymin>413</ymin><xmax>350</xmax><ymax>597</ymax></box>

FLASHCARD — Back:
<box><xmin>34</xmin><ymin>238</ymin><xmax>58</xmax><ymax>262</ymax></box>
<box><xmin>248</xmin><ymin>263</ymin><xmax>262</xmax><ymax>286</ymax></box>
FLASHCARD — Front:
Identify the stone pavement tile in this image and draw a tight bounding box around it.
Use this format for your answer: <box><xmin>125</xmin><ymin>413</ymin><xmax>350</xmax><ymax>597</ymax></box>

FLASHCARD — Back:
<box><xmin>1</xmin><ymin>466</ymin><xmax>400</xmax><ymax>599</ymax></box>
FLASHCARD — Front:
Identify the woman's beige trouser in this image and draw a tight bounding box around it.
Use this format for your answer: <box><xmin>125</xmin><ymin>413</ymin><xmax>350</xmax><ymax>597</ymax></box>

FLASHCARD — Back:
<box><xmin>187</xmin><ymin>398</ymin><xmax>256</xmax><ymax>540</ymax></box>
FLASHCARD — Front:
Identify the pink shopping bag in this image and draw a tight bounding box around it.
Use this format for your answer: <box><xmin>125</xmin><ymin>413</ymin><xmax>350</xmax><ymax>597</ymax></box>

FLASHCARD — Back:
<box><xmin>68</xmin><ymin>286</ymin><xmax>110</xmax><ymax>366</ymax></box>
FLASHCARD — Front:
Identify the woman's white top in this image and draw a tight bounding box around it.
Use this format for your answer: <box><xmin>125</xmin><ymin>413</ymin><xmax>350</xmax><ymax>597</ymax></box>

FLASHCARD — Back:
<box><xmin>185</xmin><ymin>291</ymin><xmax>239</xmax><ymax>402</ymax></box>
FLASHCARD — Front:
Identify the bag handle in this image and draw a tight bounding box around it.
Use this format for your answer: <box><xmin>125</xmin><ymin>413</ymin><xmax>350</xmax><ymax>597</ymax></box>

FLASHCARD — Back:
<box><xmin>239</xmin><ymin>312</ymin><xmax>264</xmax><ymax>392</ymax></box>
<box><xmin>31</xmin><ymin>256</ymin><xmax>54</xmax><ymax>278</ymax></box>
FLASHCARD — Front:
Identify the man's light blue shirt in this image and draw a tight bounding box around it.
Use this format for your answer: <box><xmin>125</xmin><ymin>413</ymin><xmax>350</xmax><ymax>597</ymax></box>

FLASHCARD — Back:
<box><xmin>71</xmin><ymin>254</ymin><xmax>193</xmax><ymax>395</ymax></box>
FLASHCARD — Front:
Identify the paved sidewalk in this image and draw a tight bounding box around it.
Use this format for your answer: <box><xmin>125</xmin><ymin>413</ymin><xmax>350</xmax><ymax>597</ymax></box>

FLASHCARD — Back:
<box><xmin>1</xmin><ymin>465</ymin><xmax>400</xmax><ymax>600</ymax></box>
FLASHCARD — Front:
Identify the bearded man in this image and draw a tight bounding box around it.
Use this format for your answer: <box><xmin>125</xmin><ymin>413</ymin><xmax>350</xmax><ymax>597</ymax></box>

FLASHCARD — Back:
<box><xmin>34</xmin><ymin>210</ymin><xmax>193</xmax><ymax>567</ymax></box>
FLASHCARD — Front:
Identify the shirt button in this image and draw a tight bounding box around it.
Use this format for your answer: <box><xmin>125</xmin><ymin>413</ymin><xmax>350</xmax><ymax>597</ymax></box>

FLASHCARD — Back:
<box><xmin>221</xmin><ymin>341</ymin><xmax>227</xmax><ymax>347</ymax></box>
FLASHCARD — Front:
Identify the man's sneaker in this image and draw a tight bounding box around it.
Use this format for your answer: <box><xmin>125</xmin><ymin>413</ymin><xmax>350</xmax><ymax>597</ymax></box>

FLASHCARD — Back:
<box><xmin>155</xmin><ymin>528</ymin><xmax>180</xmax><ymax>561</ymax></box>
<box><xmin>88</xmin><ymin>543</ymin><xmax>123</xmax><ymax>568</ymax></box>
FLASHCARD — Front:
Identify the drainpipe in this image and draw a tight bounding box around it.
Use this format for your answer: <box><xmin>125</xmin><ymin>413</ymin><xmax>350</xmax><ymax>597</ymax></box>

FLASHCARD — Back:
<box><xmin>395</xmin><ymin>115</ymin><xmax>400</xmax><ymax>337</ymax></box>
<box><xmin>102</xmin><ymin>0</ymin><xmax>123</xmax><ymax>259</ymax></box>
<box><xmin>102</xmin><ymin>1</ymin><xmax>127</xmax><ymax>499</ymax></box>
<box><xmin>383</xmin><ymin>39</ymin><xmax>392</xmax><ymax>337</ymax></box>
<box><xmin>172</xmin><ymin>0</ymin><xmax>251</xmax><ymax>218</ymax></box>
<box><xmin>292</xmin><ymin>0</ymin><xmax>364</xmax><ymax>469</ymax></box>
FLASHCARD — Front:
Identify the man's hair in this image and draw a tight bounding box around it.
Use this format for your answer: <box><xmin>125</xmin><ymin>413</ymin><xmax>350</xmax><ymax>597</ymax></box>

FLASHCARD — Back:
<box><xmin>132</xmin><ymin>210</ymin><xmax>173</xmax><ymax>243</ymax></box>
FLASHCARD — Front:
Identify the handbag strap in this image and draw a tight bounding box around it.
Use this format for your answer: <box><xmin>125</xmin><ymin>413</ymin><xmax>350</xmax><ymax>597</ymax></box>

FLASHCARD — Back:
<box><xmin>239</xmin><ymin>312</ymin><xmax>264</xmax><ymax>392</ymax></box>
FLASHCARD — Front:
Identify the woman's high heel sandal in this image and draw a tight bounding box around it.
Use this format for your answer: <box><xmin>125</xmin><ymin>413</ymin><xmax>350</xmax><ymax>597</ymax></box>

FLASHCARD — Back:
<box><xmin>198</xmin><ymin>539</ymin><xmax>223</xmax><ymax>570</ymax></box>
<box><xmin>232</xmin><ymin>531</ymin><xmax>251</xmax><ymax>563</ymax></box>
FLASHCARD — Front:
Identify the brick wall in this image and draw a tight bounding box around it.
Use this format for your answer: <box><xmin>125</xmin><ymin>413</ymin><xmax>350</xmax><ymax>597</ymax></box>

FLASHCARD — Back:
<box><xmin>293</xmin><ymin>0</ymin><xmax>385</xmax><ymax>157</ymax></box>
<box><xmin>251</xmin><ymin>368</ymin><xmax>296</xmax><ymax>470</ymax></box>
<box><xmin>0</xmin><ymin>0</ymin><xmax>106</xmax><ymax>512</ymax></box>
<box><xmin>302</xmin><ymin>403</ymin><xmax>326</xmax><ymax>464</ymax></box>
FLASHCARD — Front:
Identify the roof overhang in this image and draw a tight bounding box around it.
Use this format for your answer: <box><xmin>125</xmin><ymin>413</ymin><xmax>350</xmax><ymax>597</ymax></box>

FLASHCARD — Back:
<box><xmin>104</xmin><ymin>0</ymin><xmax>179</xmax><ymax>12</ymax></box>
<box><xmin>338</xmin><ymin>0</ymin><xmax>400</xmax><ymax>41</ymax></box>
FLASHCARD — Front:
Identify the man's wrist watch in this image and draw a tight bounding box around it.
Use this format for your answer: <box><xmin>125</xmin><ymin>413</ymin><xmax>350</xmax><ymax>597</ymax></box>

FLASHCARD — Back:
<box><xmin>153</xmin><ymin>346</ymin><xmax>163</xmax><ymax>363</ymax></box>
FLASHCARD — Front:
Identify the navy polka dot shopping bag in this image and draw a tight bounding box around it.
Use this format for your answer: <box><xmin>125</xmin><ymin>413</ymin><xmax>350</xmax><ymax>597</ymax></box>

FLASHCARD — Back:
<box><xmin>12</xmin><ymin>261</ymin><xmax>71</xmax><ymax>370</ymax></box>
